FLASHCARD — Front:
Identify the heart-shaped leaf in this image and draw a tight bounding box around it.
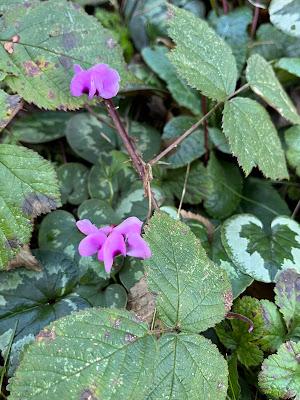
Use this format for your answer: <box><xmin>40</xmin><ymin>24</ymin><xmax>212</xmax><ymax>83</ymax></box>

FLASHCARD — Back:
<box><xmin>57</xmin><ymin>163</ymin><xmax>89</xmax><ymax>205</ymax></box>
<box><xmin>222</xmin><ymin>214</ymin><xmax>300</xmax><ymax>282</ymax></box>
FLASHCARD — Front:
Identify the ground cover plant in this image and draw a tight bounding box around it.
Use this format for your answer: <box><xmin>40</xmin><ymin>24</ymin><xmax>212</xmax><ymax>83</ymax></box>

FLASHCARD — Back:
<box><xmin>0</xmin><ymin>0</ymin><xmax>300</xmax><ymax>399</ymax></box>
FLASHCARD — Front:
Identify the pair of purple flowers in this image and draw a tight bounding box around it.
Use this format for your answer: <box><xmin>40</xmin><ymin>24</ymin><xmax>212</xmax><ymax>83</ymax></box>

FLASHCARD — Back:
<box><xmin>71</xmin><ymin>63</ymin><xmax>151</xmax><ymax>271</ymax></box>
<box><xmin>77</xmin><ymin>217</ymin><xmax>151</xmax><ymax>273</ymax></box>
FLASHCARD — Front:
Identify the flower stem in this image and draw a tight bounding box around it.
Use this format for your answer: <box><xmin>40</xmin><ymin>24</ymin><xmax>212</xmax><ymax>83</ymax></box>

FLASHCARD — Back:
<box><xmin>104</xmin><ymin>99</ymin><xmax>158</xmax><ymax>210</ymax></box>
<box><xmin>250</xmin><ymin>6</ymin><xmax>260</xmax><ymax>39</ymax></box>
<box><xmin>221</xmin><ymin>0</ymin><xmax>228</xmax><ymax>14</ymax></box>
<box><xmin>201</xmin><ymin>96</ymin><xmax>209</xmax><ymax>163</ymax></box>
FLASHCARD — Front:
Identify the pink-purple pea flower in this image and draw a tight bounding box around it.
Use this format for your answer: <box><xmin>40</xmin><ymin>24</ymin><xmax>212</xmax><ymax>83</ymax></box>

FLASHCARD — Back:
<box><xmin>76</xmin><ymin>217</ymin><xmax>151</xmax><ymax>273</ymax></box>
<box><xmin>70</xmin><ymin>63</ymin><xmax>120</xmax><ymax>99</ymax></box>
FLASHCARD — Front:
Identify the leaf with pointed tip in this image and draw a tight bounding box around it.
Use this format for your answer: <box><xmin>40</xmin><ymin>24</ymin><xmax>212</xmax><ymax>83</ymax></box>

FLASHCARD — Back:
<box><xmin>8</xmin><ymin>308</ymin><xmax>158</xmax><ymax>400</ymax></box>
<box><xmin>222</xmin><ymin>214</ymin><xmax>300</xmax><ymax>282</ymax></box>
<box><xmin>146</xmin><ymin>334</ymin><xmax>228</xmax><ymax>400</ymax></box>
<box><xmin>222</xmin><ymin>97</ymin><xmax>288</xmax><ymax>179</ymax></box>
<box><xmin>168</xmin><ymin>5</ymin><xmax>237</xmax><ymax>101</ymax></box>
<box><xmin>246</xmin><ymin>54</ymin><xmax>300</xmax><ymax>124</ymax></box>
<box><xmin>143</xmin><ymin>212</ymin><xmax>231</xmax><ymax>332</ymax></box>
<box><xmin>0</xmin><ymin>0</ymin><xmax>133</xmax><ymax>110</ymax></box>
<box><xmin>259</xmin><ymin>341</ymin><xmax>300</xmax><ymax>400</ymax></box>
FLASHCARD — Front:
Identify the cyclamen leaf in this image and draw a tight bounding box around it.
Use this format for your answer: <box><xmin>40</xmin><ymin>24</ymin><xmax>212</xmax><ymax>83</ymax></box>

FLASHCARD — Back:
<box><xmin>0</xmin><ymin>250</ymin><xmax>90</xmax><ymax>375</ymax></box>
<box><xmin>222</xmin><ymin>214</ymin><xmax>300</xmax><ymax>283</ymax></box>
<box><xmin>57</xmin><ymin>163</ymin><xmax>89</xmax><ymax>205</ymax></box>
<box><xmin>146</xmin><ymin>334</ymin><xmax>228</xmax><ymax>400</ymax></box>
<box><xmin>168</xmin><ymin>5</ymin><xmax>237</xmax><ymax>101</ymax></box>
<box><xmin>0</xmin><ymin>89</ymin><xmax>21</xmax><ymax>132</ymax></box>
<box><xmin>142</xmin><ymin>46</ymin><xmax>201</xmax><ymax>114</ymax></box>
<box><xmin>0</xmin><ymin>0</ymin><xmax>133</xmax><ymax>110</ymax></box>
<box><xmin>259</xmin><ymin>341</ymin><xmax>300</xmax><ymax>400</ymax></box>
<box><xmin>277</xmin><ymin>57</ymin><xmax>300</xmax><ymax>77</ymax></box>
<box><xmin>143</xmin><ymin>212</ymin><xmax>231</xmax><ymax>333</ymax></box>
<box><xmin>0</xmin><ymin>144</ymin><xmax>61</xmax><ymax>269</ymax></box>
<box><xmin>269</xmin><ymin>0</ymin><xmax>300</xmax><ymax>38</ymax></box>
<box><xmin>8</xmin><ymin>308</ymin><xmax>158</xmax><ymax>400</ymax></box>
<box><xmin>222</xmin><ymin>97</ymin><xmax>289</xmax><ymax>179</ymax></box>
<box><xmin>246</xmin><ymin>54</ymin><xmax>300</xmax><ymax>124</ymax></box>
<box><xmin>275</xmin><ymin>269</ymin><xmax>300</xmax><ymax>341</ymax></box>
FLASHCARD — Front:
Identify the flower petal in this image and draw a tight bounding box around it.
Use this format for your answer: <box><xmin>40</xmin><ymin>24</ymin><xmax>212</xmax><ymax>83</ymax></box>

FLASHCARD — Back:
<box><xmin>70</xmin><ymin>70</ymin><xmax>90</xmax><ymax>97</ymax></box>
<box><xmin>99</xmin><ymin>225</ymin><xmax>113</xmax><ymax>235</ymax></box>
<box><xmin>78</xmin><ymin>232</ymin><xmax>107</xmax><ymax>257</ymax></box>
<box><xmin>76</xmin><ymin>219</ymin><xmax>98</xmax><ymax>235</ymax></box>
<box><xmin>102</xmin><ymin>232</ymin><xmax>126</xmax><ymax>273</ymax></box>
<box><xmin>114</xmin><ymin>217</ymin><xmax>143</xmax><ymax>236</ymax></box>
<box><xmin>126</xmin><ymin>233</ymin><xmax>151</xmax><ymax>259</ymax></box>
<box><xmin>73</xmin><ymin>64</ymin><xmax>83</xmax><ymax>74</ymax></box>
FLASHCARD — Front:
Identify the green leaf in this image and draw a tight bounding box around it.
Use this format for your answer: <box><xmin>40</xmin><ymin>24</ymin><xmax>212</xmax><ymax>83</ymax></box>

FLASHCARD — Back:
<box><xmin>259</xmin><ymin>300</ymin><xmax>286</xmax><ymax>352</ymax></box>
<box><xmin>222</xmin><ymin>97</ymin><xmax>289</xmax><ymax>179</ymax></box>
<box><xmin>285</xmin><ymin>125</ymin><xmax>300</xmax><ymax>176</ymax></box>
<box><xmin>0</xmin><ymin>250</ymin><xmax>90</xmax><ymax>375</ymax></box>
<box><xmin>65</xmin><ymin>113</ymin><xmax>117</xmax><ymax>164</ymax></box>
<box><xmin>162</xmin><ymin>116</ymin><xmax>205</xmax><ymax>168</ymax></box>
<box><xmin>78</xmin><ymin>199</ymin><xmax>120</xmax><ymax>226</ymax></box>
<box><xmin>227</xmin><ymin>354</ymin><xmax>241</xmax><ymax>400</ymax></box>
<box><xmin>147</xmin><ymin>334</ymin><xmax>228</xmax><ymax>400</ymax></box>
<box><xmin>240</xmin><ymin>178</ymin><xmax>290</xmax><ymax>227</ymax></box>
<box><xmin>269</xmin><ymin>0</ymin><xmax>300</xmax><ymax>38</ymax></box>
<box><xmin>216</xmin><ymin>296</ymin><xmax>265</xmax><ymax>367</ymax></box>
<box><xmin>76</xmin><ymin>283</ymin><xmax>127</xmax><ymax>308</ymax></box>
<box><xmin>0</xmin><ymin>89</ymin><xmax>21</xmax><ymax>132</ymax></box>
<box><xmin>8</xmin><ymin>308</ymin><xmax>158</xmax><ymax>400</ymax></box>
<box><xmin>144</xmin><ymin>212</ymin><xmax>231</xmax><ymax>332</ymax></box>
<box><xmin>57</xmin><ymin>163</ymin><xmax>89</xmax><ymax>205</ymax></box>
<box><xmin>168</xmin><ymin>5</ymin><xmax>237</xmax><ymax>101</ymax></box>
<box><xmin>119</xmin><ymin>258</ymin><xmax>145</xmax><ymax>291</ymax></box>
<box><xmin>0</xmin><ymin>144</ymin><xmax>61</xmax><ymax>269</ymax></box>
<box><xmin>246</xmin><ymin>54</ymin><xmax>300</xmax><ymax>124</ymax></box>
<box><xmin>277</xmin><ymin>57</ymin><xmax>300</xmax><ymax>77</ymax></box>
<box><xmin>211</xmin><ymin>230</ymin><xmax>253</xmax><ymax>299</ymax></box>
<box><xmin>165</xmin><ymin>160</ymin><xmax>206</xmax><ymax>204</ymax></box>
<box><xmin>259</xmin><ymin>341</ymin><xmax>300</xmax><ymax>400</ymax></box>
<box><xmin>208</xmin><ymin>7</ymin><xmax>252</xmax><ymax>74</ymax></box>
<box><xmin>251</xmin><ymin>23</ymin><xmax>300</xmax><ymax>60</ymax></box>
<box><xmin>208</xmin><ymin>127</ymin><xmax>231</xmax><ymax>154</ymax></box>
<box><xmin>9</xmin><ymin>111</ymin><xmax>70</xmax><ymax>143</ymax></box>
<box><xmin>126</xmin><ymin>121</ymin><xmax>161</xmax><ymax>162</ymax></box>
<box><xmin>0</xmin><ymin>0</ymin><xmax>133</xmax><ymax>110</ymax></box>
<box><xmin>275</xmin><ymin>269</ymin><xmax>300</xmax><ymax>341</ymax></box>
<box><xmin>222</xmin><ymin>214</ymin><xmax>300</xmax><ymax>282</ymax></box>
<box><xmin>142</xmin><ymin>46</ymin><xmax>201</xmax><ymax>113</ymax></box>
<box><xmin>203</xmin><ymin>153</ymin><xmax>243</xmax><ymax>219</ymax></box>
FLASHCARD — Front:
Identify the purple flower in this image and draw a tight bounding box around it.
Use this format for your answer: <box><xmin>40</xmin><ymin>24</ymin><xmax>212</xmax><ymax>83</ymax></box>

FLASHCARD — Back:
<box><xmin>76</xmin><ymin>217</ymin><xmax>151</xmax><ymax>273</ymax></box>
<box><xmin>70</xmin><ymin>63</ymin><xmax>120</xmax><ymax>99</ymax></box>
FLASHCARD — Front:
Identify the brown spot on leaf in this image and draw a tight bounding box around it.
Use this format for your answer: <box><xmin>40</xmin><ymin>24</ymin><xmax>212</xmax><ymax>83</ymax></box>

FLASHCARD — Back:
<box><xmin>59</xmin><ymin>56</ymin><xmax>72</xmax><ymax>69</ymax></box>
<box><xmin>224</xmin><ymin>290</ymin><xmax>233</xmax><ymax>313</ymax></box>
<box><xmin>5</xmin><ymin>238</ymin><xmax>21</xmax><ymax>250</ymax></box>
<box><xmin>106</xmin><ymin>38</ymin><xmax>117</xmax><ymax>49</ymax></box>
<box><xmin>124</xmin><ymin>333</ymin><xmax>137</xmax><ymax>343</ymax></box>
<box><xmin>12</xmin><ymin>35</ymin><xmax>20</xmax><ymax>43</ymax></box>
<box><xmin>22</xmin><ymin>193</ymin><xmax>57</xmax><ymax>217</ymax></box>
<box><xmin>80</xmin><ymin>389</ymin><xmax>98</xmax><ymax>400</ymax></box>
<box><xmin>113</xmin><ymin>318</ymin><xmax>121</xmax><ymax>328</ymax></box>
<box><xmin>48</xmin><ymin>90</ymin><xmax>56</xmax><ymax>99</ymax></box>
<box><xmin>4</xmin><ymin>42</ymin><xmax>14</xmax><ymax>54</ymax></box>
<box><xmin>62</xmin><ymin>32</ymin><xmax>77</xmax><ymax>50</ymax></box>
<box><xmin>23</xmin><ymin>61</ymin><xmax>41</xmax><ymax>77</ymax></box>
<box><xmin>36</xmin><ymin>328</ymin><xmax>56</xmax><ymax>342</ymax></box>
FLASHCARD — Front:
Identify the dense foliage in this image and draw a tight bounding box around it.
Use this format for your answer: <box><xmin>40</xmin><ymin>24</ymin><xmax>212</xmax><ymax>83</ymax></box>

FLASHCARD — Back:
<box><xmin>0</xmin><ymin>0</ymin><xmax>300</xmax><ymax>399</ymax></box>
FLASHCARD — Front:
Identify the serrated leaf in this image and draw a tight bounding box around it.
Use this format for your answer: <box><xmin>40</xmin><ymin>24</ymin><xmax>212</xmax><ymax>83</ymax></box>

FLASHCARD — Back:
<box><xmin>211</xmin><ymin>230</ymin><xmax>253</xmax><ymax>299</ymax></box>
<box><xmin>8</xmin><ymin>308</ymin><xmax>158</xmax><ymax>400</ymax></box>
<box><xmin>208</xmin><ymin>7</ymin><xmax>252</xmax><ymax>74</ymax></box>
<box><xmin>259</xmin><ymin>340</ymin><xmax>300</xmax><ymax>400</ymax></box>
<box><xmin>161</xmin><ymin>116</ymin><xmax>204</xmax><ymax>168</ymax></box>
<box><xmin>269</xmin><ymin>0</ymin><xmax>300</xmax><ymax>38</ymax></box>
<box><xmin>9</xmin><ymin>111</ymin><xmax>70</xmax><ymax>143</ymax></box>
<box><xmin>0</xmin><ymin>89</ymin><xmax>21</xmax><ymax>132</ymax></box>
<box><xmin>146</xmin><ymin>334</ymin><xmax>228</xmax><ymax>400</ymax></box>
<box><xmin>285</xmin><ymin>125</ymin><xmax>300</xmax><ymax>176</ymax></box>
<box><xmin>240</xmin><ymin>177</ymin><xmax>290</xmax><ymax>227</ymax></box>
<box><xmin>222</xmin><ymin>97</ymin><xmax>289</xmax><ymax>179</ymax></box>
<box><xmin>0</xmin><ymin>0</ymin><xmax>133</xmax><ymax>110</ymax></box>
<box><xmin>168</xmin><ymin>5</ymin><xmax>237</xmax><ymax>101</ymax></box>
<box><xmin>0</xmin><ymin>250</ymin><xmax>90</xmax><ymax>375</ymax></box>
<box><xmin>246</xmin><ymin>54</ymin><xmax>300</xmax><ymax>124</ymax></box>
<box><xmin>0</xmin><ymin>144</ymin><xmax>61</xmax><ymax>269</ymax></box>
<box><xmin>259</xmin><ymin>300</ymin><xmax>286</xmax><ymax>352</ymax></box>
<box><xmin>142</xmin><ymin>46</ymin><xmax>201</xmax><ymax>113</ymax></box>
<box><xmin>144</xmin><ymin>212</ymin><xmax>231</xmax><ymax>332</ymax></box>
<box><xmin>65</xmin><ymin>113</ymin><xmax>117</xmax><ymax>164</ymax></box>
<box><xmin>277</xmin><ymin>57</ymin><xmax>300</xmax><ymax>77</ymax></box>
<box><xmin>250</xmin><ymin>23</ymin><xmax>300</xmax><ymax>60</ymax></box>
<box><xmin>57</xmin><ymin>163</ymin><xmax>89</xmax><ymax>205</ymax></box>
<box><xmin>222</xmin><ymin>214</ymin><xmax>300</xmax><ymax>282</ymax></box>
<box><xmin>275</xmin><ymin>269</ymin><xmax>300</xmax><ymax>341</ymax></box>
<box><xmin>165</xmin><ymin>160</ymin><xmax>206</xmax><ymax>204</ymax></box>
<box><xmin>203</xmin><ymin>153</ymin><xmax>243</xmax><ymax>219</ymax></box>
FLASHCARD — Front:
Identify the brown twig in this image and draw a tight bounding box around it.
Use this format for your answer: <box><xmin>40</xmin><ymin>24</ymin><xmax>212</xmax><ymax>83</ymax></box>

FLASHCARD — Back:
<box><xmin>201</xmin><ymin>96</ymin><xmax>209</xmax><ymax>163</ymax></box>
<box><xmin>104</xmin><ymin>99</ymin><xmax>158</xmax><ymax>211</ymax></box>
